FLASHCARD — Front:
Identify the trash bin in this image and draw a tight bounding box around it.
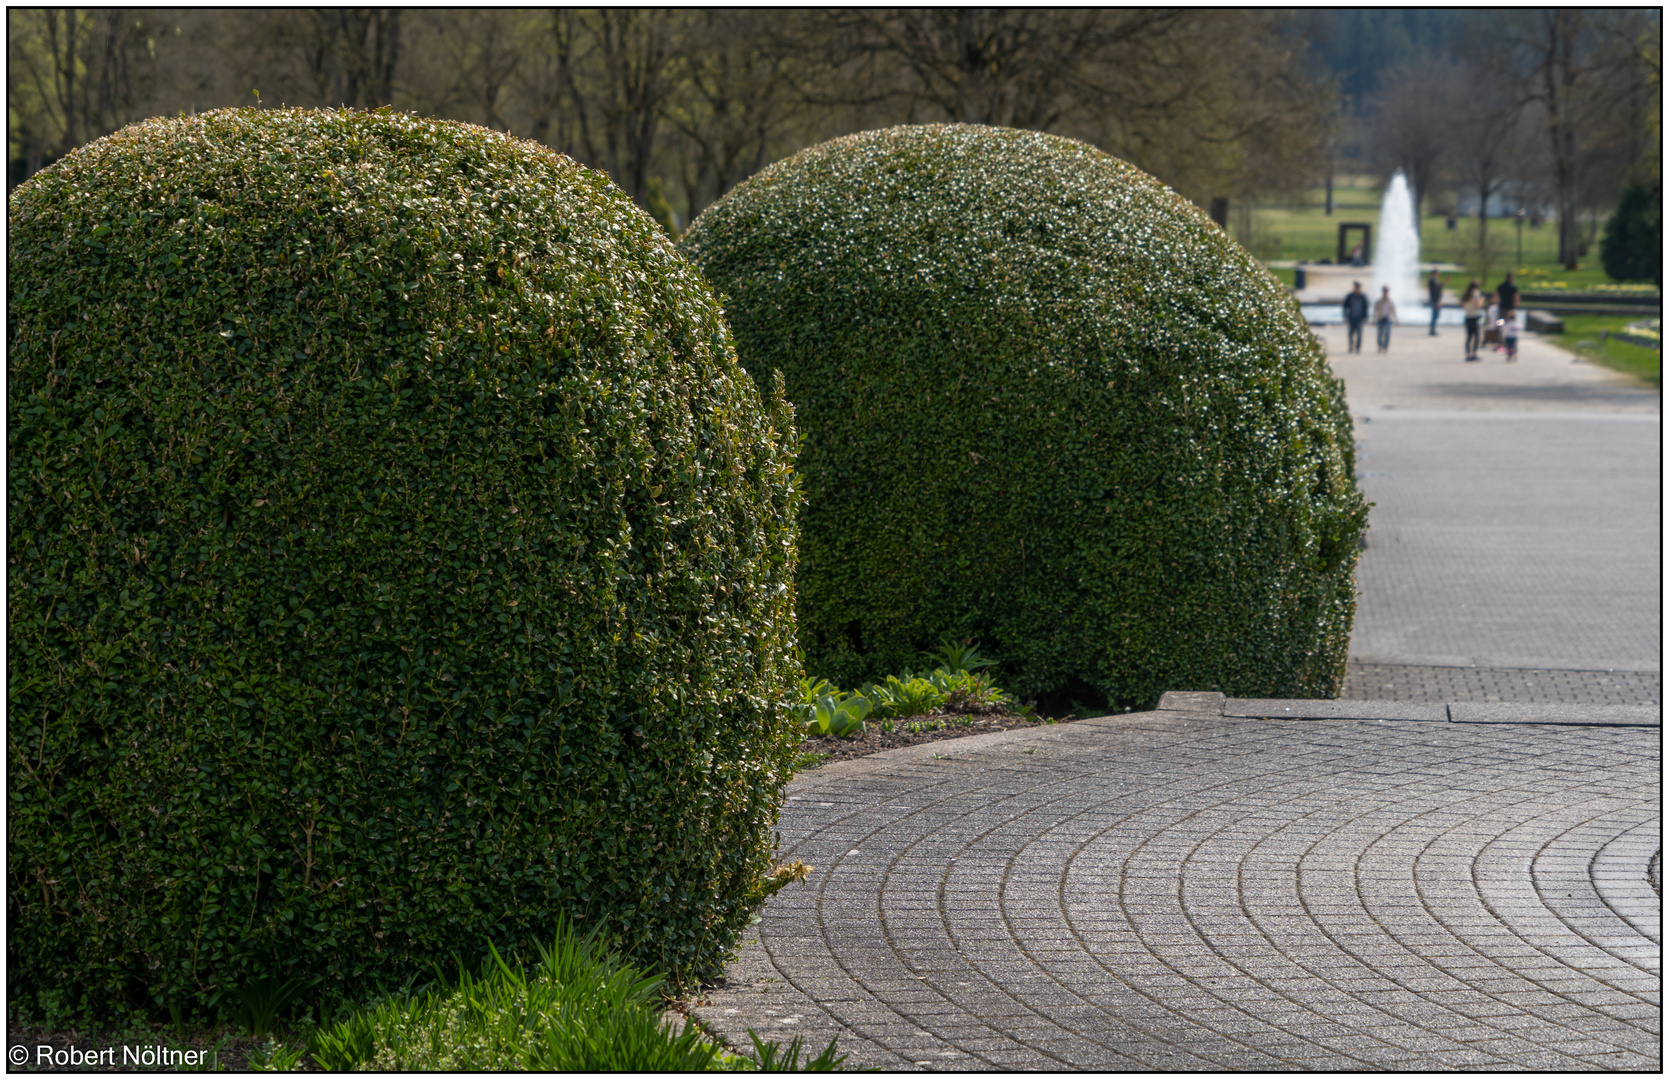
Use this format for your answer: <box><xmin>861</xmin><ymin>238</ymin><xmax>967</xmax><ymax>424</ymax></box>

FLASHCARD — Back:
<box><xmin>1294</xmin><ymin>266</ymin><xmax>1307</xmax><ymax>291</ymax></box>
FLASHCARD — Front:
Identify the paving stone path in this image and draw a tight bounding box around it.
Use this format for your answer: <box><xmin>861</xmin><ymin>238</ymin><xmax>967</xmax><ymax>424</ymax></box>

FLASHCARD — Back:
<box><xmin>1342</xmin><ymin>662</ymin><xmax>1660</xmax><ymax>708</ymax></box>
<box><xmin>695</xmin><ymin>702</ymin><xmax>1660</xmax><ymax>1070</ymax></box>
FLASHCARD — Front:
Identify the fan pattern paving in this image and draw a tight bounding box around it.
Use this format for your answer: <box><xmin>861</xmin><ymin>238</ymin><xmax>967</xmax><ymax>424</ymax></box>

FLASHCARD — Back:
<box><xmin>696</xmin><ymin>712</ymin><xmax>1660</xmax><ymax>1071</ymax></box>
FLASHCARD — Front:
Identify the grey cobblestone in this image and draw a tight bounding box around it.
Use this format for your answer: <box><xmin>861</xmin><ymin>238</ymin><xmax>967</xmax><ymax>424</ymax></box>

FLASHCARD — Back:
<box><xmin>693</xmin><ymin>713</ymin><xmax>1660</xmax><ymax>1071</ymax></box>
<box><xmin>1343</xmin><ymin>662</ymin><xmax>1661</xmax><ymax>706</ymax></box>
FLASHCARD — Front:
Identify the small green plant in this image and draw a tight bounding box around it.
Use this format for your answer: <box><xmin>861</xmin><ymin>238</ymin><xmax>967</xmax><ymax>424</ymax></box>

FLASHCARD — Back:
<box><xmin>248</xmin><ymin>1038</ymin><xmax>307</xmax><ymax>1071</ymax></box>
<box><xmin>924</xmin><ymin>666</ymin><xmax>1011</xmax><ymax>712</ymax></box>
<box><xmin>748</xmin><ymin>1029</ymin><xmax>851</xmax><ymax>1071</ymax></box>
<box><xmin>747</xmin><ymin>861</ymin><xmax>813</xmax><ymax>907</ymax></box>
<box><xmin>803</xmin><ymin>692</ymin><xmax>873</xmax><ymax>738</ymax></box>
<box><xmin>226</xmin><ymin>975</ymin><xmax>317</xmax><ymax>1040</ymax></box>
<box><xmin>309</xmin><ymin>1011</ymin><xmax>376</xmax><ymax>1072</ymax></box>
<box><xmin>928</xmin><ymin>639</ymin><xmax>995</xmax><ymax>674</ymax></box>
<box><xmin>862</xmin><ymin>675</ymin><xmax>945</xmax><ymax>719</ymax></box>
<box><xmin>798</xmin><ymin>675</ymin><xmax>840</xmax><ymax>704</ymax></box>
<box><xmin>791</xmin><ymin>750</ymin><xmax>829</xmax><ymax>772</ymax></box>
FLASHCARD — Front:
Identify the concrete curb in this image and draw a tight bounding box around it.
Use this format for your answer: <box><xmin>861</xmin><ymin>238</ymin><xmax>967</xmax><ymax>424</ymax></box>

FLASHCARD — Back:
<box><xmin>1162</xmin><ymin>691</ymin><xmax>1660</xmax><ymax>727</ymax></box>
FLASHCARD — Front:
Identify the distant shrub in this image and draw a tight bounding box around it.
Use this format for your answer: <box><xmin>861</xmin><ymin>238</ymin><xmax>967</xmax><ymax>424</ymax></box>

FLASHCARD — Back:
<box><xmin>8</xmin><ymin>107</ymin><xmax>800</xmax><ymax>1020</ymax></box>
<box><xmin>1601</xmin><ymin>178</ymin><xmax>1662</xmax><ymax>285</ymax></box>
<box><xmin>681</xmin><ymin>123</ymin><xmax>1367</xmax><ymax>709</ymax></box>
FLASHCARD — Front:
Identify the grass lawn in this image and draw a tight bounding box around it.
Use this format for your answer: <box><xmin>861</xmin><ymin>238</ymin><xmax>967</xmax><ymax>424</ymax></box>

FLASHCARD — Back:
<box><xmin>1551</xmin><ymin>314</ymin><xmax>1662</xmax><ymax>388</ymax></box>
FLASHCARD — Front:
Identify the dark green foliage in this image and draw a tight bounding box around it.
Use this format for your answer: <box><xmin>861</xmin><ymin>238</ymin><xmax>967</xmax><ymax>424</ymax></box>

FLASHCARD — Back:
<box><xmin>1600</xmin><ymin>178</ymin><xmax>1662</xmax><ymax>285</ymax></box>
<box><xmin>680</xmin><ymin>124</ymin><xmax>1367</xmax><ymax>708</ymax></box>
<box><xmin>8</xmin><ymin>107</ymin><xmax>801</xmax><ymax>1021</ymax></box>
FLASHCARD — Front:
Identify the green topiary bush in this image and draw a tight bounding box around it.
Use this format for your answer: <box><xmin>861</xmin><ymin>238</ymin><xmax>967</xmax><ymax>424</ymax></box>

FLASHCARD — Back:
<box><xmin>1600</xmin><ymin>177</ymin><xmax>1662</xmax><ymax>285</ymax></box>
<box><xmin>8</xmin><ymin>107</ymin><xmax>801</xmax><ymax>1022</ymax></box>
<box><xmin>680</xmin><ymin>123</ymin><xmax>1367</xmax><ymax>709</ymax></box>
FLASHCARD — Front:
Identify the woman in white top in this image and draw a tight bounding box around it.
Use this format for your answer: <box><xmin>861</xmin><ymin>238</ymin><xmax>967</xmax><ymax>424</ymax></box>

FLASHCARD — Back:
<box><xmin>1373</xmin><ymin>287</ymin><xmax>1398</xmax><ymax>353</ymax></box>
<box><xmin>1460</xmin><ymin>280</ymin><xmax>1484</xmax><ymax>361</ymax></box>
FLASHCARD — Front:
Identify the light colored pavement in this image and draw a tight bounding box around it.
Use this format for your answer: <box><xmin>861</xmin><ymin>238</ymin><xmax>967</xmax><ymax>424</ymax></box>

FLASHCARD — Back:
<box><xmin>696</xmin><ymin>702</ymin><xmax>1659</xmax><ymax>1071</ymax></box>
<box><xmin>691</xmin><ymin>267</ymin><xmax>1662</xmax><ymax>1070</ymax></box>
<box><xmin>1306</xmin><ymin>261</ymin><xmax>1660</xmax><ymax>687</ymax></box>
<box><xmin>1340</xmin><ymin>662</ymin><xmax>1659</xmax><ymax>706</ymax></box>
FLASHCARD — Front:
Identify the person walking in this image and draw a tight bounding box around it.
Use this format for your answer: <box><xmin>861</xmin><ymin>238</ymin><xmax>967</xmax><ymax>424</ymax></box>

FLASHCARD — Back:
<box><xmin>1343</xmin><ymin>281</ymin><xmax>1369</xmax><ymax>353</ymax></box>
<box><xmin>1426</xmin><ymin>268</ymin><xmax>1444</xmax><ymax>335</ymax></box>
<box><xmin>1460</xmin><ymin>280</ymin><xmax>1484</xmax><ymax>361</ymax></box>
<box><xmin>1501</xmin><ymin>308</ymin><xmax>1520</xmax><ymax>362</ymax></box>
<box><xmin>1495</xmin><ymin>271</ymin><xmax>1519</xmax><ymax>317</ymax></box>
<box><xmin>1373</xmin><ymin>286</ymin><xmax>1398</xmax><ymax>353</ymax></box>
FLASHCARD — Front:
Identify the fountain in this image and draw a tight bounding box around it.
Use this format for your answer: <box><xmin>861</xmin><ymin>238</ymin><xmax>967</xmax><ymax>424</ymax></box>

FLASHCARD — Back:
<box><xmin>1372</xmin><ymin>170</ymin><xmax>1422</xmax><ymax>316</ymax></box>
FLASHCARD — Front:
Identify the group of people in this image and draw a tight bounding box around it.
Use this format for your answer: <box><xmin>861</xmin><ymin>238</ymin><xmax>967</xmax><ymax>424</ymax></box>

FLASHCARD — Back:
<box><xmin>1340</xmin><ymin>269</ymin><xmax>1522</xmax><ymax>361</ymax></box>
<box><xmin>1457</xmin><ymin>272</ymin><xmax>1520</xmax><ymax>362</ymax></box>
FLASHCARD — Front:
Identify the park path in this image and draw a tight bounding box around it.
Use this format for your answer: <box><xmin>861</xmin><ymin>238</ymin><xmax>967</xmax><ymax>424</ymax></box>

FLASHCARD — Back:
<box><xmin>695</xmin><ymin>702</ymin><xmax>1658</xmax><ymax>1071</ymax></box>
<box><xmin>690</xmin><ymin>266</ymin><xmax>1661</xmax><ymax>1070</ymax></box>
<box><xmin>1304</xmin><ymin>263</ymin><xmax>1660</xmax><ymax>706</ymax></box>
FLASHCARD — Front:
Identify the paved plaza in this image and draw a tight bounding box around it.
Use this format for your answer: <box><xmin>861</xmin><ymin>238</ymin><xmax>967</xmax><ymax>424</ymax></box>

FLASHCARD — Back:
<box><xmin>695</xmin><ymin>270</ymin><xmax>1662</xmax><ymax>1070</ymax></box>
<box><xmin>696</xmin><ymin>701</ymin><xmax>1658</xmax><ymax>1071</ymax></box>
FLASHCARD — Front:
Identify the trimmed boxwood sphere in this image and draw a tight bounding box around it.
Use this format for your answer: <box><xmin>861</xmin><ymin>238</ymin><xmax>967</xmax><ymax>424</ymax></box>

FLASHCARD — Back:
<box><xmin>680</xmin><ymin>124</ymin><xmax>1367</xmax><ymax>707</ymax></box>
<box><xmin>8</xmin><ymin>108</ymin><xmax>801</xmax><ymax>1018</ymax></box>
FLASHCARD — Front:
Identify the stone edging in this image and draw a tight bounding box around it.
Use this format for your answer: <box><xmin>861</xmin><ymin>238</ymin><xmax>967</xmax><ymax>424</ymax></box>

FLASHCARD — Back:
<box><xmin>1159</xmin><ymin>690</ymin><xmax>1661</xmax><ymax>727</ymax></box>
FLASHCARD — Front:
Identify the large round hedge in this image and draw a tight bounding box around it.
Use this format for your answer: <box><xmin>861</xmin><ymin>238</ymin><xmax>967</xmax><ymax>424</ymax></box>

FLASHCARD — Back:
<box><xmin>8</xmin><ymin>107</ymin><xmax>801</xmax><ymax>1020</ymax></box>
<box><xmin>680</xmin><ymin>124</ymin><xmax>1367</xmax><ymax>708</ymax></box>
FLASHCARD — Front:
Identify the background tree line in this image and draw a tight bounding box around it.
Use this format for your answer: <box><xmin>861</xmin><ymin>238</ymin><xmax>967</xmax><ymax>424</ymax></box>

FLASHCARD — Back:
<box><xmin>8</xmin><ymin>7</ymin><xmax>1657</xmax><ymax>266</ymax></box>
<box><xmin>1347</xmin><ymin>8</ymin><xmax>1657</xmax><ymax>270</ymax></box>
<box><xmin>6</xmin><ymin>7</ymin><xmax>1328</xmax><ymax>228</ymax></box>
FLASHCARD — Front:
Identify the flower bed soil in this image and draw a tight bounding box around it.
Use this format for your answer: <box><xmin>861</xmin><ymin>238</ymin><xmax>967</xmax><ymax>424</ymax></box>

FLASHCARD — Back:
<box><xmin>796</xmin><ymin>710</ymin><xmax>1104</xmax><ymax>768</ymax></box>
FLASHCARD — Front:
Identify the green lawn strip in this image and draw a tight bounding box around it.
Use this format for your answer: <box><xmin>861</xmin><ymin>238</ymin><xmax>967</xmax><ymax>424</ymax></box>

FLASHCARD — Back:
<box><xmin>1549</xmin><ymin>314</ymin><xmax>1662</xmax><ymax>387</ymax></box>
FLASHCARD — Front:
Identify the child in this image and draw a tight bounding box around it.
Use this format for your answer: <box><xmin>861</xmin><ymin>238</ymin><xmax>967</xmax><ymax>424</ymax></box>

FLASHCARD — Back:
<box><xmin>1501</xmin><ymin>308</ymin><xmax>1520</xmax><ymax>362</ymax></box>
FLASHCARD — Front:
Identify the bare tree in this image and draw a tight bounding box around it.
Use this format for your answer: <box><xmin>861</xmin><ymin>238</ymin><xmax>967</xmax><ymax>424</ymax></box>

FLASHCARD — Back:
<box><xmin>661</xmin><ymin>11</ymin><xmax>811</xmax><ymax>221</ymax></box>
<box><xmin>802</xmin><ymin>9</ymin><xmax>1333</xmax><ymax>206</ymax></box>
<box><xmin>1503</xmin><ymin>9</ymin><xmax>1658</xmax><ymax>268</ymax></box>
<box><xmin>228</xmin><ymin>8</ymin><xmax>403</xmax><ymax>110</ymax></box>
<box><xmin>8</xmin><ymin>8</ymin><xmax>164</xmax><ymax>182</ymax></box>
<box><xmin>406</xmin><ymin>9</ymin><xmax>530</xmax><ymax>130</ymax></box>
<box><xmin>1368</xmin><ymin>56</ymin><xmax>1463</xmax><ymax>218</ymax></box>
<box><xmin>1451</xmin><ymin>72</ymin><xmax>1541</xmax><ymax>259</ymax></box>
<box><xmin>539</xmin><ymin>9</ymin><xmax>683</xmax><ymax>208</ymax></box>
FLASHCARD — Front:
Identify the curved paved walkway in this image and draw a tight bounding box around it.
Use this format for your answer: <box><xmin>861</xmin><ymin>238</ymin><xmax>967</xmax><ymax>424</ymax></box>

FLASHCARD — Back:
<box><xmin>695</xmin><ymin>704</ymin><xmax>1660</xmax><ymax>1070</ymax></box>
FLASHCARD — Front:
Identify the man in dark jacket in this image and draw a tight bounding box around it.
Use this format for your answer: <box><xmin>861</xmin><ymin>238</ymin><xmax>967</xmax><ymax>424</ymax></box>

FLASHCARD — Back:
<box><xmin>1427</xmin><ymin>268</ymin><xmax>1444</xmax><ymax>335</ymax></box>
<box><xmin>1495</xmin><ymin>271</ymin><xmax>1519</xmax><ymax>316</ymax></box>
<box><xmin>1343</xmin><ymin>281</ymin><xmax>1370</xmax><ymax>353</ymax></box>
